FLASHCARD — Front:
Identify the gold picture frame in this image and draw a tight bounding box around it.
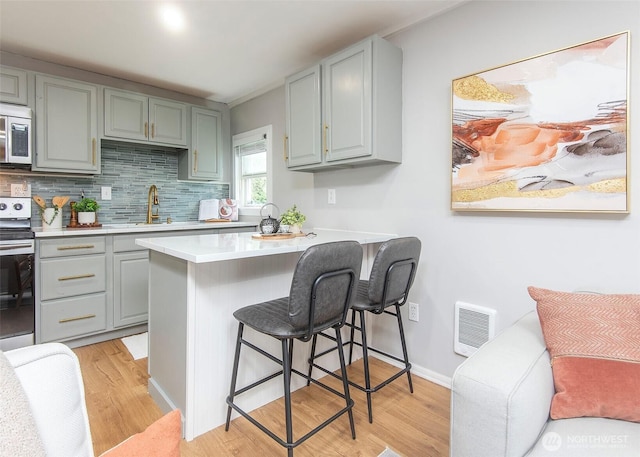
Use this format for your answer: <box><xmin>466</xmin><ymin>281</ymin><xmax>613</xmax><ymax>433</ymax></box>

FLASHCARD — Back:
<box><xmin>451</xmin><ymin>32</ymin><xmax>630</xmax><ymax>213</ymax></box>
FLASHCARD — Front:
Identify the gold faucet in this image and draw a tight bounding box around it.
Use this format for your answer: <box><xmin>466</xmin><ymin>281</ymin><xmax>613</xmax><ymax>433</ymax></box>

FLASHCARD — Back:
<box><xmin>146</xmin><ymin>185</ymin><xmax>159</xmax><ymax>224</ymax></box>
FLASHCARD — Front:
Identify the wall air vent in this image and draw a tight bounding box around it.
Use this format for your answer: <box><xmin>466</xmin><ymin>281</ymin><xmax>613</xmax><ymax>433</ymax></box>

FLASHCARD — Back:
<box><xmin>454</xmin><ymin>301</ymin><xmax>496</xmax><ymax>357</ymax></box>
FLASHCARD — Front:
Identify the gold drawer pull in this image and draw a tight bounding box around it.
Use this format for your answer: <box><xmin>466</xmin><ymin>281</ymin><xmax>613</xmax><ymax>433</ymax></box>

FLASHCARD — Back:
<box><xmin>58</xmin><ymin>273</ymin><xmax>96</xmax><ymax>281</ymax></box>
<box><xmin>59</xmin><ymin>314</ymin><xmax>96</xmax><ymax>323</ymax></box>
<box><xmin>57</xmin><ymin>244</ymin><xmax>95</xmax><ymax>251</ymax></box>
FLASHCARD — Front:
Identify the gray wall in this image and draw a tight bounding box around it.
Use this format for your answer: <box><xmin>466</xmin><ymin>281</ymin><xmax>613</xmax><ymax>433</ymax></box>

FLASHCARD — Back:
<box><xmin>231</xmin><ymin>86</ymin><xmax>315</xmax><ymax>222</ymax></box>
<box><xmin>231</xmin><ymin>0</ymin><xmax>640</xmax><ymax>383</ymax></box>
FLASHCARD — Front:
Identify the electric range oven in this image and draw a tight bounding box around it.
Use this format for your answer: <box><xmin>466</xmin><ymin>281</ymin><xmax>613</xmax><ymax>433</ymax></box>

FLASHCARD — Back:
<box><xmin>0</xmin><ymin>196</ymin><xmax>34</xmax><ymax>350</ymax></box>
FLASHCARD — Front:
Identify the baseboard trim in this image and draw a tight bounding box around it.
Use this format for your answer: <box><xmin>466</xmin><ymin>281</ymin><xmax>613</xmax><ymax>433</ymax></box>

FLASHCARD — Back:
<box><xmin>371</xmin><ymin>353</ymin><xmax>452</xmax><ymax>389</ymax></box>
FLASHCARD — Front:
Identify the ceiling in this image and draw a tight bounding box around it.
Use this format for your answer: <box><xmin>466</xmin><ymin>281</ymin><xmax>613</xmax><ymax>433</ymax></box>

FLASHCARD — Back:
<box><xmin>0</xmin><ymin>0</ymin><xmax>466</xmax><ymax>105</ymax></box>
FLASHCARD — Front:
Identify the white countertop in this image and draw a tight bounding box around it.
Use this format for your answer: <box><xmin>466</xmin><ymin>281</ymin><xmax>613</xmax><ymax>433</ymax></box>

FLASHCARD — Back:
<box><xmin>136</xmin><ymin>228</ymin><xmax>396</xmax><ymax>263</ymax></box>
<box><xmin>33</xmin><ymin>221</ymin><xmax>256</xmax><ymax>237</ymax></box>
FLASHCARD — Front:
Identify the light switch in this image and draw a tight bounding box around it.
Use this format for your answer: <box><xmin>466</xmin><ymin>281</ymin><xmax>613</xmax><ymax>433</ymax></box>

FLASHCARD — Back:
<box><xmin>101</xmin><ymin>186</ymin><xmax>112</xmax><ymax>200</ymax></box>
<box><xmin>328</xmin><ymin>189</ymin><xmax>336</xmax><ymax>205</ymax></box>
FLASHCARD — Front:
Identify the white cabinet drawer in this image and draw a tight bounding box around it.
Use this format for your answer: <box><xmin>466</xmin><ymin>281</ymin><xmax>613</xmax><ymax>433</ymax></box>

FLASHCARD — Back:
<box><xmin>39</xmin><ymin>236</ymin><xmax>106</xmax><ymax>258</ymax></box>
<box><xmin>40</xmin><ymin>293</ymin><xmax>107</xmax><ymax>342</ymax></box>
<box><xmin>40</xmin><ymin>255</ymin><xmax>106</xmax><ymax>300</ymax></box>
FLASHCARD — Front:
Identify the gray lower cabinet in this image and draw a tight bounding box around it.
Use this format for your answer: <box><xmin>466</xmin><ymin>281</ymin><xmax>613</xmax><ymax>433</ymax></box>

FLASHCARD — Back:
<box><xmin>113</xmin><ymin>234</ymin><xmax>149</xmax><ymax>328</ymax></box>
<box><xmin>37</xmin><ymin>236</ymin><xmax>107</xmax><ymax>343</ymax></box>
<box><xmin>36</xmin><ymin>226</ymin><xmax>257</xmax><ymax>346</ymax></box>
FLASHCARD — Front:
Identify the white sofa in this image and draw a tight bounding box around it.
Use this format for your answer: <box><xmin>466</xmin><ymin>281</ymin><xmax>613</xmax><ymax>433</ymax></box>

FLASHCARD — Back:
<box><xmin>450</xmin><ymin>311</ymin><xmax>640</xmax><ymax>457</ymax></box>
<box><xmin>1</xmin><ymin>343</ymin><xmax>94</xmax><ymax>457</ymax></box>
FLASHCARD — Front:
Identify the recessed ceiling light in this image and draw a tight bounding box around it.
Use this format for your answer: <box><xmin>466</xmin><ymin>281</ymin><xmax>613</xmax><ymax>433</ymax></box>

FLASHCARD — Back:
<box><xmin>159</xmin><ymin>4</ymin><xmax>185</xmax><ymax>33</ymax></box>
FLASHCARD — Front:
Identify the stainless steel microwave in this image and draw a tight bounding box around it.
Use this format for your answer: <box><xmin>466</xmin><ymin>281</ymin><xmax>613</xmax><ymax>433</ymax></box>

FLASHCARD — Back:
<box><xmin>0</xmin><ymin>103</ymin><xmax>32</xmax><ymax>166</ymax></box>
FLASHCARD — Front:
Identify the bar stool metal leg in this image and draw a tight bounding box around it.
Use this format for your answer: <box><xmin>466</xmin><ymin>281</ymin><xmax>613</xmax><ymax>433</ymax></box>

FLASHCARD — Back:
<box><xmin>358</xmin><ymin>309</ymin><xmax>374</xmax><ymax>423</ymax></box>
<box><xmin>395</xmin><ymin>304</ymin><xmax>413</xmax><ymax>393</ymax></box>
<box><xmin>282</xmin><ymin>339</ymin><xmax>294</xmax><ymax>457</ymax></box>
<box><xmin>225</xmin><ymin>323</ymin><xmax>244</xmax><ymax>431</ymax></box>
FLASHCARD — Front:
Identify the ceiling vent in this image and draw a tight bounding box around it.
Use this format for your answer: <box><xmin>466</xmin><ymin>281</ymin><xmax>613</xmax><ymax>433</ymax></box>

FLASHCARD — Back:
<box><xmin>454</xmin><ymin>301</ymin><xmax>496</xmax><ymax>357</ymax></box>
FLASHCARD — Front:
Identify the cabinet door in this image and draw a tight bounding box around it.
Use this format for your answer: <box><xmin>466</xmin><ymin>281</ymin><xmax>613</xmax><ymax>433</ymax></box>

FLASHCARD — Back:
<box><xmin>113</xmin><ymin>251</ymin><xmax>149</xmax><ymax>328</ymax></box>
<box><xmin>190</xmin><ymin>107</ymin><xmax>222</xmax><ymax>180</ymax></box>
<box><xmin>285</xmin><ymin>64</ymin><xmax>322</xmax><ymax>168</ymax></box>
<box><xmin>149</xmin><ymin>98</ymin><xmax>187</xmax><ymax>146</ymax></box>
<box><xmin>34</xmin><ymin>75</ymin><xmax>99</xmax><ymax>173</ymax></box>
<box><xmin>323</xmin><ymin>41</ymin><xmax>372</xmax><ymax>162</ymax></box>
<box><xmin>104</xmin><ymin>88</ymin><xmax>149</xmax><ymax>142</ymax></box>
<box><xmin>0</xmin><ymin>66</ymin><xmax>28</xmax><ymax>105</ymax></box>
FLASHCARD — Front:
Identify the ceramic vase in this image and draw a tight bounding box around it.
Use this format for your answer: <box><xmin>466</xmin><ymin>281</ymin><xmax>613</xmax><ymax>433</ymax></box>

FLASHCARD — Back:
<box><xmin>42</xmin><ymin>207</ymin><xmax>62</xmax><ymax>231</ymax></box>
<box><xmin>78</xmin><ymin>212</ymin><xmax>96</xmax><ymax>225</ymax></box>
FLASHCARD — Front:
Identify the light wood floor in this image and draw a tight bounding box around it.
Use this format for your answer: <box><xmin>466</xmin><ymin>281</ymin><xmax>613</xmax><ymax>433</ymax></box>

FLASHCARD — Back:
<box><xmin>73</xmin><ymin>338</ymin><xmax>450</xmax><ymax>457</ymax></box>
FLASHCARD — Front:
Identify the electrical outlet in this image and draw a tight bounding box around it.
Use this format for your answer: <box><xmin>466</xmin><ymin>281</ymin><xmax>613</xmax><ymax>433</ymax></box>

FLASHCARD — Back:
<box><xmin>10</xmin><ymin>183</ymin><xmax>31</xmax><ymax>197</ymax></box>
<box><xmin>328</xmin><ymin>188</ymin><xmax>336</xmax><ymax>205</ymax></box>
<box><xmin>408</xmin><ymin>302</ymin><xmax>419</xmax><ymax>322</ymax></box>
<box><xmin>101</xmin><ymin>186</ymin><xmax>112</xmax><ymax>200</ymax></box>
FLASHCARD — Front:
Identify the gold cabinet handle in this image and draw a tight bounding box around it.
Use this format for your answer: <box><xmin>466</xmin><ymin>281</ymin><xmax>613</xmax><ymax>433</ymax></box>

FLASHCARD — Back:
<box><xmin>151</xmin><ymin>123</ymin><xmax>155</xmax><ymax>138</ymax></box>
<box><xmin>59</xmin><ymin>314</ymin><xmax>96</xmax><ymax>323</ymax></box>
<box><xmin>144</xmin><ymin>122</ymin><xmax>149</xmax><ymax>138</ymax></box>
<box><xmin>323</xmin><ymin>124</ymin><xmax>329</xmax><ymax>155</ymax></box>
<box><xmin>283</xmin><ymin>135</ymin><xmax>288</xmax><ymax>161</ymax></box>
<box><xmin>57</xmin><ymin>244</ymin><xmax>95</xmax><ymax>251</ymax></box>
<box><xmin>193</xmin><ymin>150</ymin><xmax>198</xmax><ymax>173</ymax></box>
<box><xmin>92</xmin><ymin>138</ymin><xmax>97</xmax><ymax>165</ymax></box>
<box><xmin>58</xmin><ymin>273</ymin><xmax>96</xmax><ymax>281</ymax></box>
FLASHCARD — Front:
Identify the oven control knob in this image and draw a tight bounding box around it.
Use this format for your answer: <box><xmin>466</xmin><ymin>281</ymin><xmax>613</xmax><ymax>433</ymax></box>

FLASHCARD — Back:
<box><xmin>13</xmin><ymin>203</ymin><xmax>23</xmax><ymax>211</ymax></box>
<box><xmin>0</xmin><ymin>203</ymin><xmax>6</xmax><ymax>211</ymax></box>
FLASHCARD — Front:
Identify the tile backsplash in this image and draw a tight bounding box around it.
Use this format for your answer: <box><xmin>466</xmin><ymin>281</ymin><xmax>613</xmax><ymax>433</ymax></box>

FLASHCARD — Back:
<box><xmin>1</xmin><ymin>140</ymin><xmax>229</xmax><ymax>227</ymax></box>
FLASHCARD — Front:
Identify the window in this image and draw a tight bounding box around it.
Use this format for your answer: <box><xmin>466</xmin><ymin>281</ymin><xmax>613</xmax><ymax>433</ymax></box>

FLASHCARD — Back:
<box><xmin>233</xmin><ymin>126</ymin><xmax>272</xmax><ymax>214</ymax></box>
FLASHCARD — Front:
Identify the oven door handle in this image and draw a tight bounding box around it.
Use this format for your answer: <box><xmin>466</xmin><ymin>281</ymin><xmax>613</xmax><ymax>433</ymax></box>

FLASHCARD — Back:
<box><xmin>0</xmin><ymin>242</ymin><xmax>34</xmax><ymax>251</ymax></box>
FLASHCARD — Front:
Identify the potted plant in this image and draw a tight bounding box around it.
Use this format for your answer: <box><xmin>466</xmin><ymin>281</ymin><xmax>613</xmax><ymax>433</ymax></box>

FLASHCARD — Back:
<box><xmin>279</xmin><ymin>204</ymin><xmax>306</xmax><ymax>234</ymax></box>
<box><xmin>73</xmin><ymin>197</ymin><xmax>100</xmax><ymax>225</ymax></box>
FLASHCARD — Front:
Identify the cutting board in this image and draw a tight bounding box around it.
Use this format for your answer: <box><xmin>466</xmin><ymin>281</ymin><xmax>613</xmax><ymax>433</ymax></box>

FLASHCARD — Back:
<box><xmin>251</xmin><ymin>233</ymin><xmax>305</xmax><ymax>240</ymax></box>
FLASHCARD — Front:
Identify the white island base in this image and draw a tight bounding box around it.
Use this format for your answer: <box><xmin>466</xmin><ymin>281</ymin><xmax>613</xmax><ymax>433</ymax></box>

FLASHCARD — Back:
<box><xmin>137</xmin><ymin>229</ymin><xmax>395</xmax><ymax>441</ymax></box>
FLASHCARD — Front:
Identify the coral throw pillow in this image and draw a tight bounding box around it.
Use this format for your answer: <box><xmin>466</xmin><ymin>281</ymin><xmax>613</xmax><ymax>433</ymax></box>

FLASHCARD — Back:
<box><xmin>100</xmin><ymin>409</ymin><xmax>182</xmax><ymax>457</ymax></box>
<box><xmin>529</xmin><ymin>286</ymin><xmax>640</xmax><ymax>422</ymax></box>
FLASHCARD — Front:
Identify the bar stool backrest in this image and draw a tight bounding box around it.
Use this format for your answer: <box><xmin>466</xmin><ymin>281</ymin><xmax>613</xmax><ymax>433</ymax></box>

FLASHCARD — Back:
<box><xmin>288</xmin><ymin>241</ymin><xmax>363</xmax><ymax>340</ymax></box>
<box><xmin>368</xmin><ymin>237</ymin><xmax>421</xmax><ymax>313</ymax></box>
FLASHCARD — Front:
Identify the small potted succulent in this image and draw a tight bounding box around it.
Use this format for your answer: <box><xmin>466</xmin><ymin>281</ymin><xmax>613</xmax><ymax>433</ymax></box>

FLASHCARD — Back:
<box><xmin>279</xmin><ymin>204</ymin><xmax>306</xmax><ymax>234</ymax></box>
<box><xmin>73</xmin><ymin>197</ymin><xmax>100</xmax><ymax>225</ymax></box>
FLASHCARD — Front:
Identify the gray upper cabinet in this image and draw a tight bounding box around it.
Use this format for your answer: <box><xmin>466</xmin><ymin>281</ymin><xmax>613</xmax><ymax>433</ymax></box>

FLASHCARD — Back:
<box><xmin>285</xmin><ymin>35</ymin><xmax>402</xmax><ymax>172</ymax></box>
<box><xmin>178</xmin><ymin>107</ymin><xmax>223</xmax><ymax>180</ymax></box>
<box><xmin>0</xmin><ymin>66</ymin><xmax>28</xmax><ymax>105</ymax></box>
<box><xmin>33</xmin><ymin>75</ymin><xmax>99</xmax><ymax>174</ymax></box>
<box><xmin>104</xmin><ymin>88</ymin><xmax>187</xmax><ymax>146</ymax></box>
<box><xmin>285</xmin><ymin>65</ymin><xmax>322</xmax><ymax>168</ymax></box>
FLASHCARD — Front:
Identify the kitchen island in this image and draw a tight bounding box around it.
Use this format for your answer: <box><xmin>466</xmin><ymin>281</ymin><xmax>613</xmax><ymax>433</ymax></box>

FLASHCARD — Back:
<box><xmin>136</xmin><ymin>229</ymin><xmax>396</xmax><ymax>441</ymax></box>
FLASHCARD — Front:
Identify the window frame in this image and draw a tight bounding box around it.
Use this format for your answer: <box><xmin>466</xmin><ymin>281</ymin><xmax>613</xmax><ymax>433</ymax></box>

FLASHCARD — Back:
<box><xmin>232</xmin><ymin>125</ymin><xmax>272</xmax><ymax>217</ymax></box>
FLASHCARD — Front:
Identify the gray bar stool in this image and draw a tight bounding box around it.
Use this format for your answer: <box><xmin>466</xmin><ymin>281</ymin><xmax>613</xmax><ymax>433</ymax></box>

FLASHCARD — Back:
<box><xmin>307</xmin><ymin>236</ymin><xmax>421</xmax><ymax>423</ymax></box>
<box><xmin>225</xmin><ymin>241</ymin><xmax>363</xmax><ymax>456</ymax></box>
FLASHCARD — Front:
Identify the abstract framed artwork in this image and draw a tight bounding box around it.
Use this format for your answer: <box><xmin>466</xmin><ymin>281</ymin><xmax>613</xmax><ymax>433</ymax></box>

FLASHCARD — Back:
<box><xmin>451</xmin><ymin>32</ymin><xmax>629</xmax><ymax>213</ymax></box>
